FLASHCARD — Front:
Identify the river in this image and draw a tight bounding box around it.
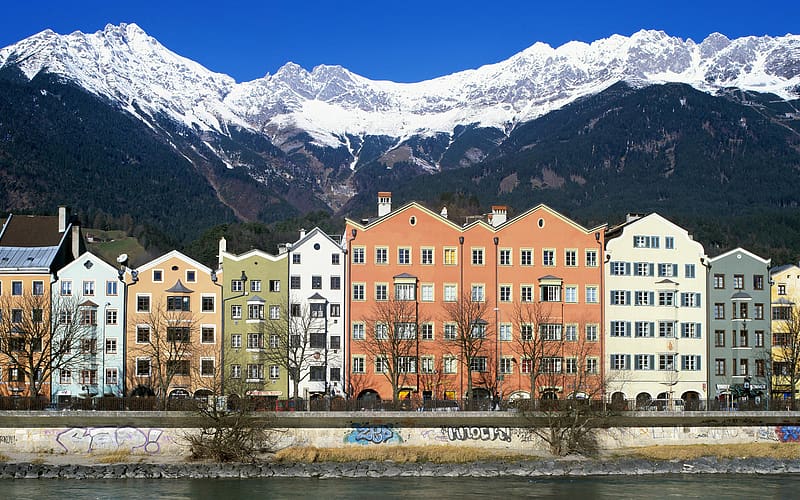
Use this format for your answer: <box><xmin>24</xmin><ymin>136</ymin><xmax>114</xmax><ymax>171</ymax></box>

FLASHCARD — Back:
<box><xmin>1</xmin><ymin>475</ymin><xmax>796</xmax><ymax>499</ymax></box>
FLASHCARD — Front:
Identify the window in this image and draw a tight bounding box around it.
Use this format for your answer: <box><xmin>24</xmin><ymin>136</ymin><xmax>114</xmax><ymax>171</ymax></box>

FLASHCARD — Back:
<box><xmin>292</xmin><ymin>254</ymin><xmax>301</xmax><ymax>265</ymax></box>
<box><xmin>610</xmin><ymin>321</ymin><xmax>629</xmax><ymax>337</ymax></box>
<box><xmin>471</xmin><ymin>284</ymin><xmax>485</xmax><ymax>302</ymax></box>
<box><xmin>665</xmin><ymin>236</ymin><xmax>674</xmax><ymax>249</ymax></box>
<box><xmin>520</xmin><ymin>249</ymin><xmax>533</xmax><ymax>266</ymax></box>
<box><xmin>733</xmin><ymin>274</ymin><xmax>744</xmax><ymax>290</ymax></box>
<box><xmin>685</xmin><ymin>264</ymin><xmax>696</xmax><ymax>279</ymax></box>
<box><xmin>753</xmin><ymin>275</ymin><xmax>765</xmax><ymax>290</ymax></box>
<box><xmin>136</xmin><ymin>326</ymin><xmax>150</xmax><ymax>343</ymax></box>
<box><xmin>201</xmin><ymin>296</ymin><xmax>215</xmax><ymax>313</ymax></box>
<box><xmin>352</xmin><ymin>247</ymin><xmax>365</xmax><ymax>264</ymax></box>
<box><xmin>714</xmin><ymin>303</ymin><xmax>725</xmax><ymax>319</ymax></box>
<box><xmin>269</xmin><ymin>334</ymin><xmax>279</xmax><ymax>349</ymax></box>
<box><xmin>499</xmin><ymin>323</ymin><xmax>512</xmax><ymax>341</ymax></box>
<box><xmin>715</xmin><ymin>359</ymin><xmax>726</xmax><ymax>376</ymax></box>
<box><xmin>774</xmin><ymin>306</ymin><xmax>791</xmax><ymax>320</ymax></box>
<box><xmin>80</xmin><ymin>369</ymin><xmax>98</xmax><ymax>386</ymax></box>
<box><xmin>585</xmin><ymin>286</ymin><xmax>598</xmax><ymax>304</ymax></box>
<box><xmin>521</xmin><ymin>359</ymin><xmax>532</xmax><ymax>374</ymax></box>
<box><xmin>32</xmin><ymin>280</ymin><xmax>44</xmax><ymax>295</ymax></box>
<box><xmin>500</xmin><ymin>249</ymin><xmax>511</xmax><ymax>265</ymax></box>
<box><xmin>80</xmin><ymin>309</ymin><xmax>97</xmax><ymax>326</ymax></box>
<box><xmin>330</xmin><ymin>276</ymin><xmax>341</xmax><ymax>290</ymax></box>
<box><xmin>421</xmin><ymin>284</ymin><xmax>434</xmax><ymax>302</ymax></box>
<box><xmin>421</xmin><ymin>323</ymin><xmax>434</xmax><ymax>340</ymax></box>
<box><xmin>250</xmin><ymin>280</ymin><xmax>262</xmax><ymax>292</ymax></box>
<box><xmin>443</xmin><ymin>357</ymin><xmax>458</xmax><ymax>374</ymax></box>
<box><xmin>81</xmin><ymin>339</ymin><xmax>97</xmax><ymax>354</ymax></box>
<box><xmin>421</xmin><ymin>248</ymin><xmax>434</xmax><ymax>265</ymax></box>
<box><xmin>635</xmin><ymin>322</ymin><xmax>654</xmax><ymax>338</ymax></box>
<box><xmin>736</xmin><ymin>330</ymin><xmax>748</xmax><ymax>348</ymax></box>
<box><xmin>500</xmin><ymin>285</ymin><xmax>512</xmax><ymax>302</ymax></box>
<box><xmin>290</xmin><ymin>276</ymin><xmax>301</xmax><ymax>289</ymax></box>
<box><xmin>565</xmin><ymin>285</ymin><xmax>578</xmax><ymax>303</ymax></box>
<box><xmin>352</xmin><ymin>283</ymin><xmax>365</xmax><ymax>301</ymax></box>
<box><xmin>231</xmin><ymin>304</ymin><xmax>242</xmax><ymax>319</ymax></box>
<box><xmin>739</xmin><ymin>359</ymin><xmax>749</xmax><ymax>376</ymax></box>
<box><xmin>330</xmin><ymin>368</ymin><xmax>341</xmax><ymax>382</ymax></box>
<box><xmin>186</xmin><ymin>270</ymin><xmax>196</xmax><ymax>283</ymax></box>
<box><xmin>611</xmin><ymin>262</ymin><xmax>629</xmax><ymax>275</ymax></box>
<box><xmin>658</xmin><ymin>354</ymin><xmax>676</xmax><ymax>371</ymax></box>
<box><xmin>565</xmin><ymin>324</ymin><xmax>578</xmax><ymax>341</ymax></box>
<box><xmin>310</xmin><ymin>303</ymin><xmax>326</xmax><ymax>318</ymax></box>
<box><xmin>635</xmin><ymin>262</ymin><xmax>653</xmax><ymax>276</ymax></box>
<box><xmin>586</xmin><ymin>324</ymin><xmax>598</xmax><ymax>342</ymax></box>
<box><xmin>540</xmin><ymin>284</ymin><xmax>561</xmax><ymax>302</ymax></box>
<box><xmin>680</xmin><ymin>292</ymin><xmax>699</xmax><ymax>307</ymax></box>
<box><xmin>470</xmin><ymin>356</ymin><xmax>487</xmax><ymax>372</ymax></box>
<box><xmin>167</xmin><ymin>327</ymin><xmax>191</xmax><ymax>343</ymax></box>
<box><xmin>443</xmin><ymin>248</ymin><xmax>457</xmax><ymax>266</ymax></box>
<box><xmin>60</xmin><ymin>369</ymin><xmax>72</xmax><ymax>385</ymax></box>
<box><xmin>395</xmin><ymin>283</ymin><xmax>416</xmax><ymax>301</ymax></box>
<box><xmin>715</xmin><ymin>330</ymin><xmax>725</xmax><ymax>347</ymax></box>
<box><xmin>310</xmin><ymin>366</ymin><xmax>325</xmax><ymax>381</ymax></box>
<box><xmin>658</xmin><ymin>321</ymin><xmax>674</xmax><ymax>338</ymax></box>
<box><xmin>152</xmin><ymin>270</ymin><xmax>163</xmax><ymax>282</ymax></box>
<box><xmin>247</xmin><ymin>364</ymin><xmax>264</xmax><ymax>380</ymax></box>
<box><xmin>586</xmin><ymin>358</ymin><xmax>599</xmax><ymax>374</ymax></box>
<box><xmin>106</xmin><ymin>338</ymin><xmax>117</xmax><ymax>354</ymax></box>
<box><xmin>375</xmin><ymin>283</ymin><xmax>388</xmax><ymax>301</ymax></box>
<box><xmin>136</xmin><ymin>358</ymin><xmax>151</xmax><ymax>377</ymax></box>
<box><xmin>681</xmin><ymin>323</ymin><xmax>701</xmax><ymax>339</ymax></box>
<box><xmin>444</xmin><ymin>323</ymin><xmax>457</xmax><ymax>340</ymax></box>
<box><xmin>375</xmin><ymin>357</ymin><xmax>387</xmax><ymax>373</ymax></box>
<box><xmin>585</xmin><ymin>249</ymin><xmax>597</xmax><ymax>267</ymax></box>
<box><xmin>565</xmin><ymin>249</ymin><xmax>577</xmax><ymax>267</ymax></box>
<box><xmin>542</xmin><ymin>249</ymin><xmax>555</xmax><ymax>266</ymax></box>
<box><xmin>332</xmin><ymin>254</ymin><xmax>340</xmax><ymax>265</ymax></box>
<box><xmin>136</xmin><ymin>295</ymin><xmax>150</xmax><ymax>312</ymax></box>
<box><xmin>352</xmin><ymin>357</ymin><xmax>365</xmax><ymax>373</ymax></box>
<box><xmin>231</xmin><ymin>334</ymin><xmax>242</xmax><ymax>348</ymax></box>
<box><xmin>756</xmin><ymin>359</ymin><xmax>766</xmax><ymax>377</ymax></box>
<box><xmin>521</xmin><ymin>324</ymin><xmax>534</xmax><ymax>341</ymax></box>
<box><xmin>106</xmin><ymin>280</ymin><xmax>118</xmax><ymax>296</ymax></box>
<box><xmin>754</xmin><ymin>303</ymin><xmax>764</xmax><ymax>320</ymax></box>
<box><xmin>471</xmin><ymin>248</ymin><xmax>484</xmax><ymax>265</ymax></box>
<box><xmin>658</xmin><ymin>291</ymin><xmax>674</xmax><ymax>306</ymax></box>
<box><xmin>311</xmin><ymin>276</ymin><xmax>322</xmax><ymax>289</ymax></box>
<box><xmin>230</xmin><ymin>365</ymin><xmax>241</xmax><ymax>379</ymax></box>
<box><xmin>635</xmin><ymin>290</ymin><xmax>652</xmax><ymax>306</ymax></box>
<box><xmin>201</xmin><ymin>359</ymin><xmax>215</xmax><ymax>377</ymax></box>
<box><xmin>11</xmin><ymin>281</ymin><xmax>22</xmax><ymax>295</ymax></box>
<box><xmin>398</xmin><ymin>356</ymin><xmax>416</xmax><ymax>373</ymax></box>
<box><xmin>501</xmin><ymin>358</ymin><xmax>514</xmax><ymax>374</ymax></box>
<box><xmin>106</xmin><ymin>309</ymin><xmax>118</xmax><ymax>325</ymax></box>
<box><xmin>633</xmin><ymin>235</ymin><xmax>651</xmax><ymax>248</ymax></box>
<box><xmin>635</xmin><ymin>355</ymin><xmax>653</xmax><ymax>370</ymax></box>
<box><xmin>167</xmin><ymin>296</ymin><xmax>190</xmax><ymax>311</ymax></box>
<box><xmin>541</xmin><ymin>323</ymin><xmax>562</xmax><ymax>341</ymax></box>
<box><xmin>11</xmin><ymin>309</ymin><xmax>23</xmax><ymax>324</ymax></box>
<box><xmin>611</xmin><ymin>290</ymin><xmax>629</xmax><ymax>305</ymax></box>
<box><xmin>352</xmin><ymin>323</ymin><xmax>365</xmax><ymax>340</ymax></box>
<box><xmin>756</xmin><ymin>330</ymin><xmax>765</xmax><ymax>348</ymax></box>
<box><xmin>657</xmin><ymin>263</ymin><xmax>677</xmax><ymax>277</ymax></box>
<box><xmin>269</xmin><ymin>305</ymin><xmax>281</xmax><ymax>320</ymax></box>
<box><xmin>521</xmin><ymin>285</ymin><xmax>533</xmax><ymax>302</ymax></box>
<box><xmin>398</xmin><ymin>248</ymin><xmax>411</xmax><ymax>265</ymax></box>
<box><xmin>267</xmin><ymin>280</ymin><xmax>280</xmax><ymax>292</ymax></box>
<box><xmin>269</xmin><ymin>365</ymin><xmax>280</xmax><ymax>380</ymax></box>
<box><xmin>248</xmin><ymin>303</ymin><xmax>264</xmax><ymax>320</ymax></box>
<box><xmin>375</xmin><ymin>247</ymin><xmax>388</xmax><ymax>264</ymax></box>
<box><xmin>611</xmin><ymin>354</ymin><xmax>630</xmax><ymax>370</ymax></box>
<box><xmin>470</xmin><ymin>322</ymin><xmax>486</xmax><ymax>339</ymax></box>
<box><xmin>421</xmin><ymin>356</ymin><xmax>435</xmax><ymax>373</ymax></box>
<box><xmin>201</xmin><ymin>326</ymin><xmax>215</xmax><ymax>343</ymax></box>
<box><xmin>247</xmin><ymin>333</ymin><xmax>263</xmax><ymax>349</ymax></box>
<box><xmin>444</xmin><ymin>284</ymin><xmax>458</xmax><ymax>302</ymax></box>
<box><xmin>61</xmin><ymin>281</ymin><xmax>72</xmax><ymax>296</ymax></box>
<box><xmin>714</xmin><ymin>274</ymin><xmax>725</xmax><ymax>289</ymax></box>
<box><xmin>83</xmin><ymin>280</ymin><xmax>95</xmax><ymax>296</ymax></box>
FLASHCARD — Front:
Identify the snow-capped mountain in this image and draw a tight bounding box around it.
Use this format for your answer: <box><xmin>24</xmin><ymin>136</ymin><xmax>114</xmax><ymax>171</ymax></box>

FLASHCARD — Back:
<box><xmin>1</xmin><ymin>23</ymin><xmax>799</xmax><ymax>206</ymax></box>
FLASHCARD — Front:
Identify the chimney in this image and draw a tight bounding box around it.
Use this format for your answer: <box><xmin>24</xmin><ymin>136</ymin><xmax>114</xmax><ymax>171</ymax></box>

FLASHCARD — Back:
<box><xmin>218</xmin><ymin>237</ymin><xmax>227</xmax><ymax>265</ymax></box>
<box><xmin>378</xmin><ymin>192</ymin><xmax>392</xmax><ymax>217</ymax></box>
<box><xmin>440</xmin><ymin>206</ymin><xmax>448</xmax><ymax>219</ymax></box>
<box><xmin>299</xmin><ymin>228</ymin><xmax>306</xmax><ymax>239</ymax></box>
<box><xmin>71</xmin><ymin>225</ymin><xmax>81</xmax><ymax>259</ymax></box>
<box><xmin>490</xmin><ymin>205</ymin><xmax>507</xmax><ymax>227</ymax></box>
<box><xmin>58</xmin><ymin>206</ymin><xmax>68</xmax><ymax>233</ymax></box>
<box><xmin>626</xmin><ymin>213</ymin><xmax>644</xmax><ymax>223</ymax></box>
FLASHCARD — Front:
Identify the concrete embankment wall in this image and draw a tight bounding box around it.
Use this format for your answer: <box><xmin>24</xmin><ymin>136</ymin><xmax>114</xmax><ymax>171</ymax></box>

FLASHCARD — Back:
<box><xmin>1</xmin><ymin>411</ymin><xmax>799</xmax><ymax>457</ymax></box>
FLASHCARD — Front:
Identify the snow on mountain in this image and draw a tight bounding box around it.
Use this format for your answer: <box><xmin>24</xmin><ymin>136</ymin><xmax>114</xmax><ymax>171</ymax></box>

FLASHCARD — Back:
<box><xmin>1</xmin><ymin>24</ymin><xmax>799</xmax><ymax>152</ymax></box>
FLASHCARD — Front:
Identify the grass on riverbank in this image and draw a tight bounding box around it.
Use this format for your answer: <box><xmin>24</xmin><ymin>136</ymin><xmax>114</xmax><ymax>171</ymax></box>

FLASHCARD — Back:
<box><xmin>273</xmin><ymin>446</ymin><xmax>535</xmax><ymax>464</ymax></box>
<box><xmin>617</xmin><ymin>443</ymin><xmax>800</xmax><ymax>460</ymax></box>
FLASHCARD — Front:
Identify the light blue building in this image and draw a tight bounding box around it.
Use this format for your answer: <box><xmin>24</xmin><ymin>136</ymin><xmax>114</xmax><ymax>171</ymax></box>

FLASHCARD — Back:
<box><xmin>50</xmin><ymin>252</ymin><xmax>125</xmax><ymax>402</ymax></box>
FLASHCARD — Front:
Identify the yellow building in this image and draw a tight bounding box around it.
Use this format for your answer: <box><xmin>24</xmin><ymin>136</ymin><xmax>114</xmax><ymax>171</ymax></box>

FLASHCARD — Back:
<box><xmin>769</xmin><ymin>264</ymin><xmax>800</xmax><ymax>401</ymax></box>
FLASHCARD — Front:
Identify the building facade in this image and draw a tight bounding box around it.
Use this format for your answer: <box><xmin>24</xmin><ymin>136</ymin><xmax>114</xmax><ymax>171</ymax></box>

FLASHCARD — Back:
<box><xmin>604</xmin><ymin>213</ymin><xmax>708</xmax><ymax>408</ymax></box>
<box><xmin>708</xmin><ymin>248</ymin><xmax>771</xmax><ymax>405</ymax></box>
<box><xmin>770</xmin><ymin>263</ymin><xmax>800</xmax><ymax>401</ymax></box>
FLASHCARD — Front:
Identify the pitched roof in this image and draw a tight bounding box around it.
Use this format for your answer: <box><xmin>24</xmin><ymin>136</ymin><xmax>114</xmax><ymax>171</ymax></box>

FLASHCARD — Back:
<box><xmin>0</xmin><ymin>215</ymin><xmax>65</xmax><ymax>247</ymax></box>
<box><xmin>0</xmin><ymin>246</ymin><xmax>60</xmax><ymax>271</ymax></box>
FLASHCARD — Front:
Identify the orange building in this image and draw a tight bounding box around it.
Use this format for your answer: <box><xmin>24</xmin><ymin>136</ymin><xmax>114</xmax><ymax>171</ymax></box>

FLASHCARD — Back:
<box><xmin>345</xmin><ymin>193</ymin><xmax>606</xmax><ymax>405</ymax></box>
<box><xmin>121</xmin><ymin>251</ymin><xmax>221</xmax><ymax>399</ymax></box>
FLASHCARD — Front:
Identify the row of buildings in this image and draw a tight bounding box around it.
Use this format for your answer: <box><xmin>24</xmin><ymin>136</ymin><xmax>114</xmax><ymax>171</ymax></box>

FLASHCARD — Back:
<box><xmin>0</xmin><ymin>194</ymin><xmax>797</xmax><ymax>407</ymax></box>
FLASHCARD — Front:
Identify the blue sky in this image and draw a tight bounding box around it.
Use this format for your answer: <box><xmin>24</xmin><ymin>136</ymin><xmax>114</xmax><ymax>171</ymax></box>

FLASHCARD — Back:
<box><xmin>1</xmin><ymin>1</ymin><xmax>797</xmax><ymax>83</ymax></box>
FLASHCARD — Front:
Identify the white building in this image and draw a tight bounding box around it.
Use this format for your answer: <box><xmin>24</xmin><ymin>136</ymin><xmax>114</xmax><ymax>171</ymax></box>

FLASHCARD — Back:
<box><xmin>604</xmin><ymin>213</ymin><xmax>708</xmax><ymax>409</ymax></box>
<box><xmin>288</xmin><ymin>228</ymin><xmax>346</xmax><ymax>400</ymax></box>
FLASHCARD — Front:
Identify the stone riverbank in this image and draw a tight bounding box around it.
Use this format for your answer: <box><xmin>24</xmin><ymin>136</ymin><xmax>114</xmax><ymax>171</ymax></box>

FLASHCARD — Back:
<box><xmin>2</xmin><ymin>457</ymin><xmax>800</xmax><ymax>479</ymax></box>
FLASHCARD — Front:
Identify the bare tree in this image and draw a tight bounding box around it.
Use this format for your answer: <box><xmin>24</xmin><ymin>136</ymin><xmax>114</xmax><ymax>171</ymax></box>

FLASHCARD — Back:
<box><xmin>441</xmin><ymin>290</ymin><xmax>493</xmax><ymax>402</ymax></box>
<box><xmin>772</xmin><ymin>304</ymin><xmax>800</xmax><ymax>409</ymax></box>
<box><xmin>361</xmin><ymin>296</ymin><xmax>421</xmax><ymax>402</ymax></box>
<box><xmin>0</xmin><ymin>291</ymin><xmax>93</xmax><ymax>398</ymax></box>
<box><xmin>127</xmin><ymin>299</ymin><xmax>201</xmax><ymax>408</ymax></box>
<box><xmin>508</xmin><ymin>300</ymin><xmax>560</xmax><ymax>400</ymax></box>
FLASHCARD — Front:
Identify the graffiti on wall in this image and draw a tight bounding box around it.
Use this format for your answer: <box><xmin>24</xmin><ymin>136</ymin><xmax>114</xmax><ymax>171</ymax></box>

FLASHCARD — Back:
<box><xmin>776</xmin><ymin>426</ymin><xmax>800</xmax><ymax>442</ymax></box>
<box><xmin>0</xmin><ymin>435</ymin><xmax>15</xmax><ymax>444</ymax></box>
<box><xmin>56</xmin><ymin>427</ymin><xmax>166</xmax><ymax>454</ymax></box>
<box><xmin>344</xmin><ymin>423</ymin><xmax>403</xmax><ymax>445</ymax></box>
<box><xmin>420</xmin><ymin>426</ymin><xmax>513</xmax><ymax>443</ymax></box>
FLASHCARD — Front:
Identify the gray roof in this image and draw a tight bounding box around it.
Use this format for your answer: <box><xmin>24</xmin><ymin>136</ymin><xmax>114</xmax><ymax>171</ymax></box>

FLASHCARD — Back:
<box><xmin>165</xmin><ymin>280</ymin><xmax>194</xmax><ymax>293</ymax></box>
<box><xmin>0</xmin><ymin>246</ymin><xmax>59</xmax><ymax>270</ymax></box>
